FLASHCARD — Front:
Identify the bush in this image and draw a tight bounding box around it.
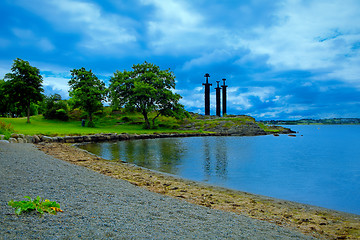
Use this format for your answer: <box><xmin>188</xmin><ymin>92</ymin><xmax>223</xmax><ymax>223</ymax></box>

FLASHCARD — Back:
<box><xmin>43</xmin><ymin>94</ymin><xmax>69</xmax><ymax>121</ymax></box>
<box><xmin>87</xmin><ymin>121</ymin><xmax>95</xmax><ymax>128</ymax></box>
<box><xmin>55</xmin><ymin>109</ymin><xmax>69</xmax><ymax>121</ymax></box>
<box><xmin>68</xmin><ymin>108</ymin><xmax>87</xmax><ymax>121</ymax></box>
<box><xmin>0</xmin><ymin>120</ymin><xmax>14</xmax><ymax>139</ymax></box>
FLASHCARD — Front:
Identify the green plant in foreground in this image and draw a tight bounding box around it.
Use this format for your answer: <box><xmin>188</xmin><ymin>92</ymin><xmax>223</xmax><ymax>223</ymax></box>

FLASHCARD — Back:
<box><xmin>8</xmin><ymin>196</ymin><xmax>63</xmax><ymax>215</ymax></box>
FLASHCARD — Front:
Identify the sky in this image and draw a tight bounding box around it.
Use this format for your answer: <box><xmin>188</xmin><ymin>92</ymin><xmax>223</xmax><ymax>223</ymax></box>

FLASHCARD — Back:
<box><xmin>1</xmin><ymin>0</ymin><xmax>360</xmax><ymax>120</ymax></box>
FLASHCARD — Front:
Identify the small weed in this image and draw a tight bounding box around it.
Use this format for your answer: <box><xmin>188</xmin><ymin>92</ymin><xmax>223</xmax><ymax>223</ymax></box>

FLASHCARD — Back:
<box><xmin>8</xmin><ymin>196</ymin><xmax>63</xmax><ymax>216</ymax></box>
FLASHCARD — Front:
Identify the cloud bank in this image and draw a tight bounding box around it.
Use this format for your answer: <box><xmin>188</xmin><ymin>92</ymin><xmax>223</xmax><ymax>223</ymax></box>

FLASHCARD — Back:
<box><xmin>0</xmin><ymin>0</ymin><xmax>359</xmax><ymax>119</ymax></box>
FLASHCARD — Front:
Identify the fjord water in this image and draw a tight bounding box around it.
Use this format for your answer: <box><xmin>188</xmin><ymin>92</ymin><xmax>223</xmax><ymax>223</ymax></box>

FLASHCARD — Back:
<box><xmin>78</xmin><ymin>125</ymin><xmax>360</xmax><ymax>215</ymax></box>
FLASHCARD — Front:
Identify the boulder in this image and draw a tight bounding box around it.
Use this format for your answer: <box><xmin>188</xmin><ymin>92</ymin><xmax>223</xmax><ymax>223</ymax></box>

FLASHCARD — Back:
<box><xmin>95</xmin><ymin>134</ymin><xmax>106</xmax><ymax>141</ymax></box>
<box><xmin>64</xmin><ymin>136</ymin><xmax>75</xmax><ymax>143</ymax></box>
<box><xmin>33</xmin><ymin>135</ymin><xmax>41</xmax><ymax>143</ymax></box>
<box><xmin>109</xmin><ymin>134</ymin><xmax>118</xmax><ymax>141</ymax></box>
<box><xmin>25</xmin><ymin>135</ymin><xmax>34</xmax><ymax>143</ymax></box>
<box><xmin>10</xmin><ymin>133</ymin><xmax>19</xmax><ymax>139</ymax></box>
<box><xmin>42</xmin><ymin>136</ymin><xmax>53</xmax><ymax>143</ymax></box>
<box><xmin>52</xmin><ymin>137</ymin><xmax>63</xmax><ymax>143</ymax></box>
<box><xmin>8</xmin><ymin>138</ymin><xmax>18</xmax><ymax>143</ymax></box>
<box><xmin>73</xmin><ymin>136</ymin><xmax>84</xmax><ymax>143</ymax></box>
<box><xmin>83</xmin><ymin>135</ymin><xmax>92</xmax><ymax>142</ymax></box>
<box><xmin>118</xmin><ymin>134</ymin><xmax>129</xmax><ymax>140</ymax></box>
<box><xmin>0</xmin><ymin>140</ymin><xmax>9</xmax><ymax>143</ymax></box>
<box><xmin>17</xmin><ymin>138</ymin><xmax>25</xmax><ymax>143</ymax></box>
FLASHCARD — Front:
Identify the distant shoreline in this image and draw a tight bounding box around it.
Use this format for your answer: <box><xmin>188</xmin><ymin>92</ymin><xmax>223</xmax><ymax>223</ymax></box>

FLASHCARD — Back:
<box><xmin>262</xmin><ymin>118</ymin><xmax>360</xmax><ymax>125</ymax></box>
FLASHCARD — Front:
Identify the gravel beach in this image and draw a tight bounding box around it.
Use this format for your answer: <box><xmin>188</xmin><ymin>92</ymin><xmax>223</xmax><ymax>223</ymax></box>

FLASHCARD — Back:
<box><xmin>0</xmin><ymin>143</ymin><xmax>314</xmax><ymax>239</ymax></box>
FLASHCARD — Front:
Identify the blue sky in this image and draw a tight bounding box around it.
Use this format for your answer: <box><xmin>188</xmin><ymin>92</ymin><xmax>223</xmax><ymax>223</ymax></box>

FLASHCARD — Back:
<box><xmin>1</xmin><ymin>0</ymin><xmax>360</xmax><ymax>120</ymax></box>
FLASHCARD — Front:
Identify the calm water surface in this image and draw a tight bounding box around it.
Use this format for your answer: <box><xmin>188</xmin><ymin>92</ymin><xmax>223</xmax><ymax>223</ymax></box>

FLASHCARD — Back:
<box><xmin>78</xmin><ymin>125</ymin><xmax>360</xmax><ymax>215</ymax></box>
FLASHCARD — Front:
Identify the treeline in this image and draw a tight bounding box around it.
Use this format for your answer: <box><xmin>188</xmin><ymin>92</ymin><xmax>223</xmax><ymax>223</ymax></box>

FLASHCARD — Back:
<box><xmin>0</xmin><ymin>58</ymin><xmax>188</xmax><ymax>128</ymax></box>
<box><xmin>261</xmin><ymin>118</ymin><xmax>360</xmax><ymax>125</ymax></box>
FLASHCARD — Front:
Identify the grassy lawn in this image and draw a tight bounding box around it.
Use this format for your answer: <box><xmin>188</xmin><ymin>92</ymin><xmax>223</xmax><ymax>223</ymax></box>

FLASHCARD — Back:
<box><xmin>0</xmin><ymin>114</ymin><xmax>190</xmax><ymax>136</ymax></box>
<box><xmin>1</xmin><ymin>113</ymin><xmax>287</xmax><ymax>138</ymax></box>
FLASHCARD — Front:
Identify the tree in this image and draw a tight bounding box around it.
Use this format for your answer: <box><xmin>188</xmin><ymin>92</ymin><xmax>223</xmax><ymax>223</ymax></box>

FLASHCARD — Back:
<box><xmin>0</xmin><ymin>79</ymin><xmax>6</xmax><ymax>116</ymax></box>
<box><xmin>68</xmin><ymin>68</ymin><xmax>107</xmax><ymax>126</ymax></box>
<box><xmin>4</xmin><ymin>58</ymin><xmax>44</xmax><ymax>123</ymax></box>
<box><xmin>109</xmin><ymin>62</ymin><xmax>188</xmax><ymax>129</ymax></box>
<box><xmin>42</xmin><ymin>94</ymin><xmax>69</xmax><ymax>121</ymax></box>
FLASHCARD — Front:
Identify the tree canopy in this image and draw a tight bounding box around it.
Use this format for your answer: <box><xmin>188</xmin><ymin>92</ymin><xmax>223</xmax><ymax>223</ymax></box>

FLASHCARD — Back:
<box><xmin>4</xmin><ymin>58</ymin><xmax>44</xmax><ymax>123</ymax></box>
<box><xmin>0</xmin><ymin>79</ymin><xmax>8</xmax><ymax>116</ymax></box>
<box><xmin>109</xmin><ymin>62</ymin><xmax>188</xmax><ymax>129</ymax></box>
<box><xmin>42</xmin><ymin>94</ymin><xmax>69</xmax><ymax>121</ymax></box>
<box><xmin>68</xmin><ymin>68</ymin><xmax>107</xmax><ymax>126</ymax></box>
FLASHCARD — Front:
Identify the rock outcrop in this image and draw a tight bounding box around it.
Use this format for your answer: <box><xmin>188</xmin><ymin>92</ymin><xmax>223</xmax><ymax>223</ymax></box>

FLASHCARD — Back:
<box><xmin>179</xmin><ymin>115</ymin><xmax>294</xmax><ymax>136</ymax></box>
<box><xmin>5</xmin><ymin>132</ymin><xmax>223</xmax><ymax>144</ymax></box>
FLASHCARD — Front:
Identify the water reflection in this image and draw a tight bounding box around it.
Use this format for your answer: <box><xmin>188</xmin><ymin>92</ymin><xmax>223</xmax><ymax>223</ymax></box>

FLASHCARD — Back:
<box><xmin>79</xmin><ymin>138</ymin><xmax>186</xmax><ymax>174</ymax></box>
<box><xmin>203</xmin><ymin>138</ymin><xmax>211</xmax><ymax>181</ymax></box>
<box><xmin>79</xmin><ymin>137</ymin><xmax>231</xmax><ymax>181</ymax></box>
<box><xmin>202</xmin><ymin>138</ymin><xmax>228</xmax><ymax>182</ymax></box>
<box><xmin>215</xmin><ymin>137</ymin><xmax>228</xmax><ymax>180</ymax></box>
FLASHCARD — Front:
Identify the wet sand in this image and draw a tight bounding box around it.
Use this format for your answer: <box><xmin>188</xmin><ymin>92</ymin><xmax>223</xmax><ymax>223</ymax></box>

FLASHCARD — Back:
<box><xmin>37</xmin><ymin>142</ymin><xmax>360</xmax><ymax>239</ymax></box>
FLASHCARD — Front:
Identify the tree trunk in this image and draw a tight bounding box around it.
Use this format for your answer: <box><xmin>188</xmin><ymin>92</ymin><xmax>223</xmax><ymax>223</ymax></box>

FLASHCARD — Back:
<box><xmin>27</xmin><ymin>104</ymin><xmax>30</xmax><ymax>123</ymax></box>
<box><xmin>152</xmin><ymin>112</ymin><xmax>161</xmax><ymax>128</ymax></box>
<box><xmin>142</xmin><ymin>111</ymin><xmax>150</xmax><ymax>129</ymax></box>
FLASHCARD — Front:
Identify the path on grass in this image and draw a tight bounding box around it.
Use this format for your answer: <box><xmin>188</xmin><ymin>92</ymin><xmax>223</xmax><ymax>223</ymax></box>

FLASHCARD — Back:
<box><xmin>0</xmin><ymin>143</ymin><xmax>315</xmax><ymax>239</ymax></box>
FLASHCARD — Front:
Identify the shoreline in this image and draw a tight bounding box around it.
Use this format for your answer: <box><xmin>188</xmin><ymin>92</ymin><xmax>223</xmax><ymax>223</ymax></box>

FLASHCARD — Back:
<box><xmin>37</xmin><ymin>142</ymin><xmax>360</xmax><ymax>239</ymax></box>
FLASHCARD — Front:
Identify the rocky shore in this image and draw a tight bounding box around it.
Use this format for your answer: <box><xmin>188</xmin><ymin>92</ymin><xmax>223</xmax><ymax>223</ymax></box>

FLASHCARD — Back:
<box><xmin>1</xmin><ymin>132</ymin><xmax>226</xmax><ymax>144</ymax></box>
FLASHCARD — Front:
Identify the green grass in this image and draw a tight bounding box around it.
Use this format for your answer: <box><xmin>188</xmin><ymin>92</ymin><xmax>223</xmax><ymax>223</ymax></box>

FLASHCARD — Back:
<box><xmin>1</xmin><ymin>113</ymin><xmax>286</xmax><ymax>137</ymax></box>
<box><xmin>257</xmin><ymin>123</ymin><xmax>288</xmax><ymax>133</ymax></box>
<box><xmin>0</xmin><ymin>114</ymin><xmax>193</xmax><ymax>136</ymax></box>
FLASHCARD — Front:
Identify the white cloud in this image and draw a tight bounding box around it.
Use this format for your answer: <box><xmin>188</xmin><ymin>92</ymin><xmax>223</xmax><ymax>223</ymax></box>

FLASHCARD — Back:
<box><xmin>12</xmin><ymin>28</ymin><xmax>55</xmax><ymax>52</ymax></box>
<box><xmin>42</xmin><ymin>76</ymin><xmax>70</xmax><ymax>98</ymax></box>
<box><xmin>15</xmin><ymin>0</ymin><xmax>136</xmax><ymax>52</ymax></box>
<box><xmin>142</xmin><ymin>0</ymin><xmax>218</xmax><ymax>54</ymax></box>
<box><xmin>227</xmin><ymin>86</ymin><xmax>276</xmax><ymax>110</ymax></box>
<box><xmin>182</xmin><ymin>49</ymin><xmax>233</xmax><ymax>70</ymax></box>
<box><xmin>55</xmin><ymin>0</ymin><xmax>136</xmax><ymax>48</ymax></box>
<box><xmin>30</xmin><ymin>61</ymin><xmax>72</xmax><ymax>97</ymax></box>
<box><xmin>239</xmin><ymin>0</ymin><xmax>360</xmax><ymax>82</ymax></box>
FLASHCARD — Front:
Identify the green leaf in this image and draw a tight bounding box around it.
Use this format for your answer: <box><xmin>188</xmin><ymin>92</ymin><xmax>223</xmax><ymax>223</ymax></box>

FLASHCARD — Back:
<box><xmin>15</xmin><ymin>207</ymin><xmax>22</xmax><ymax>215</ymax></box>
<box><xmin>8</xmin><ymin>196</ymin><xmax>62</xmax><ymax>215</ymax></box>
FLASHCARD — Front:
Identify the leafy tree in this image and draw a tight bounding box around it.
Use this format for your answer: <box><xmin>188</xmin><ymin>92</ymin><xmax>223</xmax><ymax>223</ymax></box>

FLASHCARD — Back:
<box><xmin>68</xmin><ymin>68</ymin><xmax>107</xmax><ymax>126</ymax></box>
<box><xmin>0</xmin><ymin>79</ymin><xmax>7</xmax><ymax>116</ymax></box>
<box><xmin>4</xmin><ymin>58</ymin><xmax>44</xmax><ymax>123</ymax></box>
<box><xmin>43</xmin><ymin>94</ymin><xmax>69</xmax><ymax>121</ymax></box>
<box><xmin>0</xmin><ymin>79</ymin><xmax>21</xmax><ymax>117</ymax></box>
<box><xmin>109</xmin><ymin>62</ymin><xmax>188</xmax><ymax>129</ymax></box>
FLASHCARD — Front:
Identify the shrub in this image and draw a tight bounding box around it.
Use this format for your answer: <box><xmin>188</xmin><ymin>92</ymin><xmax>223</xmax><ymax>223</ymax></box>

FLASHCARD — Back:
<box><xmin>87</xmin><ymin>121</ymin><xmax>95</xmax><ymax>128</ymax></box>
<box><xmin>55</xmin><ymin>109</ymin><xmax>69</xmax><ymax>121</ymax></box>
<box><xmin>0</xmin><ymin>120</ymin><xmax>14</xmax><ymax>139</ymax></box>
<box><xmin>43</xmin><ymin>94</ymin><xmax>69</xmax><ymax>121</ymax></box>
<box><xmin>69</xmin><ymin>108</ymin><xmax>87</xmax><ymax>121</ymax></box>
